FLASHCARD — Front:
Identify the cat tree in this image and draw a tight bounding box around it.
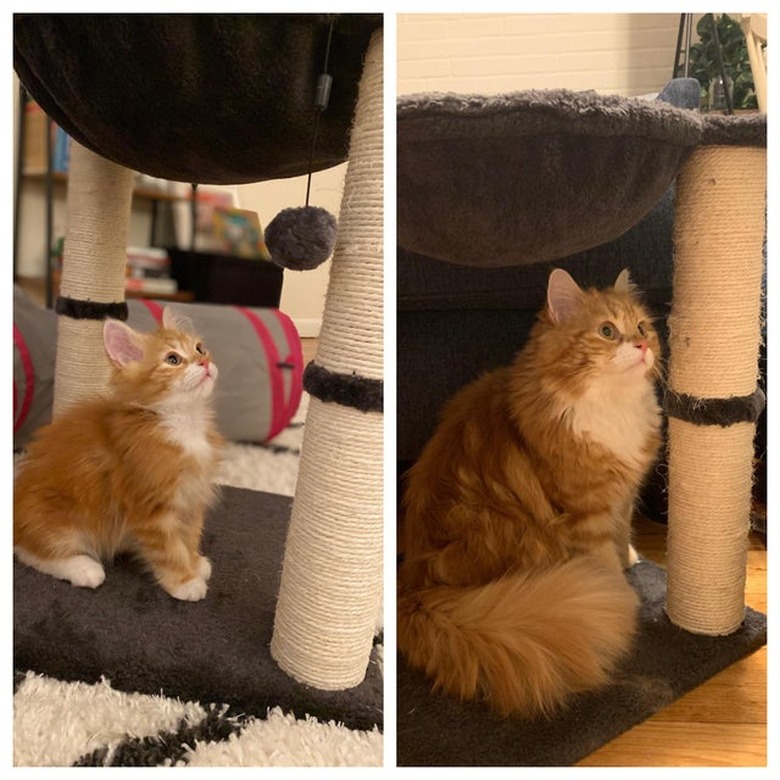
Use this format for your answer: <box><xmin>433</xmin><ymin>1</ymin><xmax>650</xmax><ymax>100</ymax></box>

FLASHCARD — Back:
<box><xmin>396</xmin><ymin>89</ymin><xmax>766</xmax><ymax>637</ymax></box>
<box><xmin>54</xmin><ymin>26</ymin><xmax>384</xmax><ymax>689</ymax></box>
<box><xmin>270</xmin><ymin>27</ymin><xmax>384</xmax><ymax>688</ymax></box>
<box><xmin>15</xmin><ymin>14</ymin><xmax>383</xmax><ymax>696</ymax></box>
<box><xmin>666</xmin><ymin>142</ymin><xmax>766</xmax><ymax>634</ymax></box>
<box><xmin>395</xmin><ymin>86</ymin><xmax>766</xmax><ymax>765</ymax></box>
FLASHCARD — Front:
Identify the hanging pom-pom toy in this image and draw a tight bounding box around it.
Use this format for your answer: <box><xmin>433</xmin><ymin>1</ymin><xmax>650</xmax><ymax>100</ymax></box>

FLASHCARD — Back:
<box><xmin>265</xmin><ymin>205</ymin><xmax>337</xmax><ymax>270</ymax></box>
<box><xmin>267</xmin><ymin>16</ymin><xmax>338</xmax><ymax>272</ymax></box>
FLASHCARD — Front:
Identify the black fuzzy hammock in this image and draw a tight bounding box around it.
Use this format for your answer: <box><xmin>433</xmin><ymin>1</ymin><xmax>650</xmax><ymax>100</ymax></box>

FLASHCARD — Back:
<box><xmin>14</xmin><ymin>13</ymin><xmax>382</xmax><ymax>185</ymax></box>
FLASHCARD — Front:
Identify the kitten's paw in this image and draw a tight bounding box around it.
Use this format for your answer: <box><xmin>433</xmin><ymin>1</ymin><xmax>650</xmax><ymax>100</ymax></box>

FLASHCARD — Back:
<box><xmin>168</xmin><ymin>576</ymin><xmax>208</xmax><ymax>602</ymax></box>
<box><xmin>627</xmin><ymin>544</ymin><xmax>640</xmax><ymax>568</ymax></box>
<box><xmin>64</xmin><ymin>555</ymin><xmax>106</xmax><ymax>588</ymax></box>
<box><xmin>196</xmin><ymin>555</ymin><xmax>212</xmax><ymax>581</ymax></box>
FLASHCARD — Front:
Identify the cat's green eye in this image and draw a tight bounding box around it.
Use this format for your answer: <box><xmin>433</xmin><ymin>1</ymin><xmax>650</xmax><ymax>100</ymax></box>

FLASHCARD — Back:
<box><xmin>598</xmin><ymin>322</ymin><xmax>617</xmax><ymax>340</ymax></box>
<box><xmin>165</xmin><ymin>352</ymin><xmax>182</xmax><ymax>366</ymax></box>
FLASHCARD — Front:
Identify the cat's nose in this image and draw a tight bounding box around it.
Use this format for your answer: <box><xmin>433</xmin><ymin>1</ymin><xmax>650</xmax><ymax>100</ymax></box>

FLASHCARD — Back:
<box><xmin>635</xmin><ymin>341</ymin><xmax>648</xmax><ymax>355</ymax></box>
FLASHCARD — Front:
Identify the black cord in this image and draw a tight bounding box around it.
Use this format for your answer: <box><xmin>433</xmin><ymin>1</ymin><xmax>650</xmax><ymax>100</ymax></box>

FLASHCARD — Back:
<box><xmin>305</xmin><ymin>15</ymin><xmax>336</xmax><ymax>207</ymax></box>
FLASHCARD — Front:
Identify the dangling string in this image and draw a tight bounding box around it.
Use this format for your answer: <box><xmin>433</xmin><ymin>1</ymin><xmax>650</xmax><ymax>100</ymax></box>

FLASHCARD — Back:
<box><xmin>305</xmin><ymin>15</ymin><xmax>336</xmax><ymax>207</ymax></box>
<box><xmin>263</xmin><ymin>14</ymin><xmax>339</xmax><ymax>271</ymax></box>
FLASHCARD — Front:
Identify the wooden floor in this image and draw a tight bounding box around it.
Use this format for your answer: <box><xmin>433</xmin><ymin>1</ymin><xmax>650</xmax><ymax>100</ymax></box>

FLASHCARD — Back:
<box><xmin>577</xmin><ymin>515</ymin><xmax>767</xmax><ymax>767</ymax></box>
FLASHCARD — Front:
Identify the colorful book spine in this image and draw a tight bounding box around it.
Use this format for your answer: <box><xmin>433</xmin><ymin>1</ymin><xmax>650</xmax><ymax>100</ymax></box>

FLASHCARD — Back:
<box><xmin>52</xmin><ymin>126</ymin><xmax>70</xmax><ymax>173</ymax></box>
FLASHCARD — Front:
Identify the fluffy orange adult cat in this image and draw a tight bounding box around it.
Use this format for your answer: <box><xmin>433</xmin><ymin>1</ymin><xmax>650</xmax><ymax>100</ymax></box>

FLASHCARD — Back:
<box><xmin>14</xmin><ymin>308</ymin><xmax>223</xmax><ymax>601</ymax></box>
<box><xmin>398</xmin><ymin>268</ymin><xmax>662</xmax><ymax>718</ymax></box>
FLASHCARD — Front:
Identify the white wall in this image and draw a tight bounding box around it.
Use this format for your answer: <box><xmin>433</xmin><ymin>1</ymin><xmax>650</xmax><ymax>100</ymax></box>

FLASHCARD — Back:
<box><xmin>398</xmin><ymin>13</ymin><xmax>687</xmax><ymax>97</ymax></box>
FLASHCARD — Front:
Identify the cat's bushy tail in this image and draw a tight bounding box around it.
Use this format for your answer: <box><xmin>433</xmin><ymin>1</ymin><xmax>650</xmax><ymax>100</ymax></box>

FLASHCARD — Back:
<box><xmin>397</xmin><ymin>557</ymin><xmax>639</xmax><ymax>718</ymax></box>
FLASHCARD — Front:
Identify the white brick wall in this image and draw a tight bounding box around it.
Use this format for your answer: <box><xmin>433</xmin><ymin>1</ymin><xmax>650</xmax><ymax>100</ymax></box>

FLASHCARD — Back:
<box><xmin>398</xmin><ymin>13</ymin><xmax>693</xmax><ymax>97</ymax></box>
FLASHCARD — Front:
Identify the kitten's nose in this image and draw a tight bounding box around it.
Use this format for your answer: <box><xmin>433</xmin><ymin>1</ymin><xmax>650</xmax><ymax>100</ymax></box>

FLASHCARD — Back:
<box><xmin>635</xmin><ymin>341</ymin><xmax>648</xmax><ymax>355</ymax></box>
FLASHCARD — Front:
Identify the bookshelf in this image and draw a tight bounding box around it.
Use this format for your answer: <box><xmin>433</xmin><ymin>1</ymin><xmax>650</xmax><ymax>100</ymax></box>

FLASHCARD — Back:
<box><xmin>14</xmin><ymin>87</ymin><xmax>200</xmax><ymax>307</ymax></box>
<box><xmin>14</xmin><ymin>86</ymin><xmax>283</xmax><ymax>311</ymax></box>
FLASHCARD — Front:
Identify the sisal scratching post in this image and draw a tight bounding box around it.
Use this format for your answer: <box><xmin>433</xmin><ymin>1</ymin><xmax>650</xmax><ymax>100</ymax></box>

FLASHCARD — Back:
<box><xmin>271</xmin><ymin>28</ymin><xmax>383</xmax><ymax>689</ymax></box>
<box><xmin>54</xmin><ymin>141</ymin><xmax>135</xmax><ymax>416</ymax></box>
<box><xmin>666</xmin><ymin>145</ymin><xmax>766</xmax><ymax>635</ymax></box>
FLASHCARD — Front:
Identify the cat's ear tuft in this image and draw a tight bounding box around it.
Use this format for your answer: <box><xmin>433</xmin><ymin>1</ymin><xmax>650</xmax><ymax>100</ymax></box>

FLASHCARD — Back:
<box><xmin>546</xmin><ymin>269</ymin><xmax>583</xmax><ymax>324</ymax></box>
<box><xmin>104</xmin><ymin>319</ymin><xmax>145</xmax><ymax>367</ymax></box>
<box><xmin>614</xmin><ymin>268</ymin><xmax>634</xmax><ymax>293</ymax></box>
<box><xmin>162</xmin><ymin>306</ymin><xmax>193</xmax><ymax>333</ymax></box>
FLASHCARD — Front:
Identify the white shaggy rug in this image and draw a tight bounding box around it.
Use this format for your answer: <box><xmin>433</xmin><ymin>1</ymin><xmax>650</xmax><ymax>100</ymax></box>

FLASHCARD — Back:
<box><xmin>13</xmin><ymin>393</ymin><xmax>384</xmax><ymax>767</ymax></box>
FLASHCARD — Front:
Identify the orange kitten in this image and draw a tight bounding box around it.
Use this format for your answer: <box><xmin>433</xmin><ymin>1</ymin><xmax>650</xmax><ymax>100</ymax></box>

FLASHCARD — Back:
<box><xmin>14</xmin><ymin>308</ymin><xmax>223</xmax><ymax>601</ymax></box>
<box><xmin>398</xmin><ymin>269</ymin><xmax>662</xmax><ymax>718</ymax></box>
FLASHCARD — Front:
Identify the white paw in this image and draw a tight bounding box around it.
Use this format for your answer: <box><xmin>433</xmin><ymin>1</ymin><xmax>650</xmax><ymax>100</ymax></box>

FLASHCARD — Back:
<box><xmin>196</xmin><ymin>555</ymin><xmax>212</xmax><ymax>581</ymax></box>
<box><xmin>64</xmin><ymin>555</ymin><xmax>106</xmax><ymax>588</ymax></box>
<box><xmin>169</xmin><ymin>576</ymin><xmax>208</xmax><ymax>602</ymax></box>
<box><xmin>627</xmin><ymin>544</ymin><xmax>640</xmax><ymax>567</ymax></box>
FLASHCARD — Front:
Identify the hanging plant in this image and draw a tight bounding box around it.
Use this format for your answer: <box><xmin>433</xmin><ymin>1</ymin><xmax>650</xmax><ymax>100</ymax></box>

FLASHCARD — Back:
<box><xmin>688</xmin><ymin>13</ymin><xmax>759</xmax><ymax>111</ymax></box>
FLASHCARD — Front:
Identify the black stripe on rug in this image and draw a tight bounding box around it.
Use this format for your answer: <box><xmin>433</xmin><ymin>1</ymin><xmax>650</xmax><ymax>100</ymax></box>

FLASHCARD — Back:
<box><xmin>73</xmin><ymin>706</ymin><xmax>246</xmax><ymax>767</ymax></box>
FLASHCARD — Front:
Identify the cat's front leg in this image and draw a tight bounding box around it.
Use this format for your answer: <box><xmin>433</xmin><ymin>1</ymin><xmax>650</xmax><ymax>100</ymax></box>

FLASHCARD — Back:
<box><xmin>181</xmin><ymin>508</ymin><xmax>212</xmax><ymax>582</ymax></box>
<box><xmin>168</xmin><ymin>574</ymin><xmax>208</xmax><ymax>602</ymax></box>
<box><xmin>133</xmin><ymin>513</ymin><xmax>209</xmax><ymax>601</ymax></box>
<box><xmin>614</xmin><ymin>495</ymin><xmax>639</xmax><ymax>569</ymax></box>
<box><xmin>195</xmin><ymin>554</ymin><xmax>212</xmax><ymax>581</ymax></box>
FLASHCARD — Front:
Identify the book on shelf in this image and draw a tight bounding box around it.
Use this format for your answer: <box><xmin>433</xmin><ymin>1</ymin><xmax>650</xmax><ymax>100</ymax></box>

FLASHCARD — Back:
<box><xmin>125</xmin><ymin>246</ymin><xmax>178</xmax><ymax>295</ymax></box>
<box><xmin>126</xmin><ymin>246</ymin><xmax>171</xmax><ymax>278</ymax></box>
<box><xmin>23</xmin><ymin>100</ymin><xmax>70</xmax><ymax>174</ymax></box>
<box><xmin>52</xmin><ymin>126</ymin><xmax>70</xmax><ymax>173</ymax></box>
<box><xmin>124</xmin><ymin>276</ymin><xmax>179</xmax><ymax>296</ymax></box>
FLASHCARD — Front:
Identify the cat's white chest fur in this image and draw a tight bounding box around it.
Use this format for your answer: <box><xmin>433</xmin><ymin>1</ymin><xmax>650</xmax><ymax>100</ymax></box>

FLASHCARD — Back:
<box><xmin>566</xmin><ymin>375</ymin><xmax>659</xmax><ymax>466</ymax></box>
<box><xmin>155</xmin><ymin>404</ymin><xmax>214</xmax><ymax>463</ymax></box>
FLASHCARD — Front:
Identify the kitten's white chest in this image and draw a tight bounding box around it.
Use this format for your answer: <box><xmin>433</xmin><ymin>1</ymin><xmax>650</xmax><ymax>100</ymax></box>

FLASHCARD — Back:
<box><xmin>566</xmin><ymin>378</ymin><xmax>659</xmax><ymax>466</ymax></box>
<box><xmin>156</xmin><ymin>405</ymin><xmax>214</xmax><ymax>463</ymax></box>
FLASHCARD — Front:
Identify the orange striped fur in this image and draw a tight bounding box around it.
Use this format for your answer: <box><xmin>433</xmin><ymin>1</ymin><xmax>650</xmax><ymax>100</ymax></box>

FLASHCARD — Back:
<box><xmin>14</xmin><ymin>308</ymin><xmax>223</xmax><ymax>601</ymax></box>
<box><xmin>398</xmin><ymin>269</ymin><xmax>662</xmax><ymax>717</ymax></box>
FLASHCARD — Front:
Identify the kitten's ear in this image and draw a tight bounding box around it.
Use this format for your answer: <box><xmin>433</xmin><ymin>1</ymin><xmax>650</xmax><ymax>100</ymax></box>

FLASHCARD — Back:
<box><xmin>546</xmin><ymin>269</ymin><xmax>583</xmax><ymax>324</ymax></box>
<box><xmin>614</xmin><ymin>268</ymin><xmax>634</xmax><ymax>293</ymax></box>
<box><xmin>104</xmin><ymin>319</ymin><xmax>145</xmax><ymax>367</ymax></box>
<box><xmin>161</xmin><ymin>306</ymin><xmax>193</xmax><ymax>333</ymax></box>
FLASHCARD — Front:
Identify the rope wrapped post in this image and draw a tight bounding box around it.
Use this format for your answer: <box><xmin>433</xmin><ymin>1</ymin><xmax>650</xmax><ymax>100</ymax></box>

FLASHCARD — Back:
<box><xmin>271</xmin><ymin>28</ymin><xmax>383</xmax><ymax>689</ymax></box>
<box><xmin>54</xmin><ymin>140</ymin><xmax>134</xmax><ymax>415</ymax></box>
<box><xmin>666</xmin><ymin>144</ymin><xmax>766</xmax><ymax>635</ymax></box>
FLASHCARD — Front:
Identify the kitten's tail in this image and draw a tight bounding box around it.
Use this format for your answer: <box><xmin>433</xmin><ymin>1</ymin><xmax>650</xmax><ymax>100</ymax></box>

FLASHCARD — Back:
<box><xmin>397</xmin><ymin>557</ymin><xmax>639</xmax><ymax>718</ymax></box>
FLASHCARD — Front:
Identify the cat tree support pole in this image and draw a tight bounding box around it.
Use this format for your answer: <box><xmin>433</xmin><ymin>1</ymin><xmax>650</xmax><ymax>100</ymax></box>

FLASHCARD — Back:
<box><xmin>53</xmin><ymin>141</ymin><xmax>134</xmax><ymax>416</ymax></box>
<box><xmin>271</xmin><ymin>28</ymin><xmax>384</xmax><ymax>689</ymax></box>
<box><xmin>666</xmin><ymin>144</ymin><xmax>766</xmax><ymax>635</ymax></box>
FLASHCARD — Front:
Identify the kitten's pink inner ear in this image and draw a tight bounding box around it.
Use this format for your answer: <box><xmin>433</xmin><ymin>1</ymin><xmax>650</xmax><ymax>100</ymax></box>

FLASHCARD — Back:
<box><xmin>162</xmin><ymin>306</ymin><xmax>192</xmax><ymax>332</ymax></box>
<box><xmin>614</xmin><ymin>269</ymin><xmax>632</xmax><ymax>293</ymax></box>
<box><xmin>162</xmin><ymin>306</ymin><xmax>176</xmax><ymax>330</ymax></box>
<box><xmin>547</xmin><ymin>269</ymin><xmax>583</xmax><ymax>323</ymax></box>
<box><xmin>103</xmin><ymin>320</ymin><xmax>144</xmax><ymax>367</ymax></box>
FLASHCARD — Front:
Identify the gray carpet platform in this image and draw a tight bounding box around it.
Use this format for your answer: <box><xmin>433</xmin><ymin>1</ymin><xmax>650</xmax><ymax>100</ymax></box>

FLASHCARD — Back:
<box><xmin>14</xmin><ymin>486</ymin><xmax>383</xmax><ymax>734</ymax></box>
<box><xmin>397</xmin><ymin>559</ymin><xmax>765</xmax><ymax>766</ymax></box>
